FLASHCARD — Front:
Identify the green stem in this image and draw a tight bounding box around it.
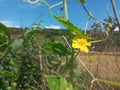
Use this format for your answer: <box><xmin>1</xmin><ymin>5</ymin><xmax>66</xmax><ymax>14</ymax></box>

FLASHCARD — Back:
<box><xmin>63</xmin><ymin>0</ymin><xmax>68</xmax><ymax>20</ymax></box>
<box><xmin>82</xmin><ymin>4</ymin><xmax>108</xmax><ymax>24</ymax></box>
<box><xmin>42</xmin><ymin>0</ymin><xmax>50</xmax><ymax>9</ymax></box>
<box><xmin>84</xmin><ymin>18</ymin><xmax>91</xmax><ymax>35</ymax></box>
<box><xmin>49</xmin><ymin>1</ymin><xmax>63</xmax><ymax>9</ymax></box>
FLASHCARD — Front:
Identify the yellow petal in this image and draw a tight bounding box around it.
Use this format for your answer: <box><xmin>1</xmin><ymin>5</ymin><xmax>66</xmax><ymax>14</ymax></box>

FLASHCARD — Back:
<box><xmin>72</xmin><ymin>37</ymin><xmax>91</xmax><ymax>53</ymax></box>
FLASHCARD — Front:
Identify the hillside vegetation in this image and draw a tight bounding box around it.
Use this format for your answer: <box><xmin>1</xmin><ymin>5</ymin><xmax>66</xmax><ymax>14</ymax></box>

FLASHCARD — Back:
<box><xmin>10</xmin><ymin>27</ymin><xmax>120</xmax><ymax>52</ymax></box>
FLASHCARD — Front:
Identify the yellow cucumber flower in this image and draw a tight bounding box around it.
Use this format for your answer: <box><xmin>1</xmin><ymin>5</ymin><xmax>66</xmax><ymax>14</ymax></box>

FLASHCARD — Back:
<box><xmin>72</xmin><ymin>37</ymin><xmax>91</xmax><ymax>53</ymax></box>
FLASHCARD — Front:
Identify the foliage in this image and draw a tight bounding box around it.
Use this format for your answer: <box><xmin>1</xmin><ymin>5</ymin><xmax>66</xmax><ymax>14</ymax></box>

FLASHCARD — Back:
<box><xmin>77</xmin><ymin>0</ymin><xmax>86</xmax><ymax>4</ymax></box>
<box><xmin>90</xmin><ymin>17</ymin><xmax>120</xmax><ymax>51</ymax></box>
<box><xmin>0</xmin><ymin>22</ymin><xmax>88</xmax><ymax>90</ymax></box>
<box><xmin>0</xmin><ymin>23</ymin><xmax>10</xmax><ymax>58</ymax></box>
<box><xmin>44</xmin><ymin>75</ymin><xmax>72</xmax><ymax>90</ymax></box>
<box><xmin>0</xmin><ymin>0</ymin><xmax>120</xmax><ymax>90</ymax></box>
<box><xmin>52</xmin><ymin>14</ymin><xmax>88</xmax><ymax>39</ymax></box>
<box><xmin>44</xmin><ymin>43</ymin><xmax>68</xmax><ymax>56</ymax></box>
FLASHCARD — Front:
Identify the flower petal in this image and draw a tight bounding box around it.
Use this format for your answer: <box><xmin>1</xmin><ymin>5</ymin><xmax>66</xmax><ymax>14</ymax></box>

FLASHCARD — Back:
<box><xmin>72</xmin><ymin>37</ymin><xmax>91</xmax><ymax>53</ymax></box>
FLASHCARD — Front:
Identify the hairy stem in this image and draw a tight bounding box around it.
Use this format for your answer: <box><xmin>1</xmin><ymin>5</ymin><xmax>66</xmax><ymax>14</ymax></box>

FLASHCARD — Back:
<box><xmin>82</xmin><ymin>4</ymin><xmax>107</xmax><ymax>25</ymax></box>
<box><xmin>63</xmin><ymin>0</ymin><xmax>68</xmax><ymax>20</ymax></box>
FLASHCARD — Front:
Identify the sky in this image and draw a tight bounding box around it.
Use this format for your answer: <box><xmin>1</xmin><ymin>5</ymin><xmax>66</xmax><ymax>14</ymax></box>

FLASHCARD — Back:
<box><xmin>0</xmin><ymin>0</ymin><xmax>120</xmax><ymax>29</ymax></box>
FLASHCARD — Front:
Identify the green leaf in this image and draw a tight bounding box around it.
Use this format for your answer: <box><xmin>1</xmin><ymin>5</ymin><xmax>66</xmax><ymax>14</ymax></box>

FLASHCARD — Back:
<box><xmin>0</xmin><ymin>23</ymin><xmax>10</xmax><ymax>53</ymax></box>
<box><xmin>52</xmin><ymin>14</ymin><xmax>88</xmax><ymax>39</ymax></box>
<box><xmin>45</xmin><ymin>75</ymin><xmax>72</xmax><ymax>90</ymax></box>
<box><xmin>0</xmin><ymin>23</ymin><xmax>10</xmax><ymax>40</ymax></box>
<box><xmin>11</xmin><ymin>38</ymin><xmax>24</xmax><ymax>50</ymax></box>
<box><xmin>77</xmin><ymin>0</ymin><xmax>86</xmax><ymax>4</ymax></box>
<box><xmin>0</xmin><ymin>44</ymin><xmax>7</xmax><ymax>52</ymax></box>
<box><xmin>0</xmin><ymin>71</ymin><xmax>14</xmax><ymax>77</ymax></box>
<box><xmin>45</xmin><ymin>43</ymin><xmax>68</xmax><ymax>56</ymax></box>
<box><xmin>23</xmin><ymin>28</ymin><xmax>40</xmax><ymax>39</ymax></box>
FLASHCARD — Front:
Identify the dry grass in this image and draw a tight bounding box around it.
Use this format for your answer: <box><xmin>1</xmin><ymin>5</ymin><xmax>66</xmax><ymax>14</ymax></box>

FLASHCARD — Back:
<box><xmin>11</xmin><ymin>34</ymin><xmax>21</xmax><ymax>39</ymax></box>
<box><xmin>80</xmin><ymin>52</ymin><xmax>120</xmax><ymax>81</ymax></box>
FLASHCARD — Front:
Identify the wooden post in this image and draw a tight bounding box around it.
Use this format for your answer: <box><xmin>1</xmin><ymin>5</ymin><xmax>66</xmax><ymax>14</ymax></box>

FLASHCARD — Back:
<box><xmin>111</xmin><ymin>0</ymin><xmax>120</xmax><ymax>32</ymax></box>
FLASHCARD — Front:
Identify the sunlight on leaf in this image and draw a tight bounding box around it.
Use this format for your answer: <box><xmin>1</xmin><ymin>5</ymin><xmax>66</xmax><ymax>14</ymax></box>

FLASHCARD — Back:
<box><xmin>44</xmin><ymin>75</ymin><xmax>72</xmax><ymax>90</ymax></box>
<box><xmin>52</xmin><ymin>14</ymin><xmax>88</xmax><ymax>39</ymax></box>
<box><xmin>11</xmin><ymin>38</ymin><xmax>24</xmax><ymax>50</ymax></box>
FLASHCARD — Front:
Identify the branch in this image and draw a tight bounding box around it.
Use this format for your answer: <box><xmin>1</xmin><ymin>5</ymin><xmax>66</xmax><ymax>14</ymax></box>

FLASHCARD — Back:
<box><xmin>63</xmin><ymin>0</ymin><xmax>68</xmax><ymax>20</ymax></box>
<box><xmin>82</xmin><ymin>4</ymin><xmax>108</xmax><ymax>25</ymax></box>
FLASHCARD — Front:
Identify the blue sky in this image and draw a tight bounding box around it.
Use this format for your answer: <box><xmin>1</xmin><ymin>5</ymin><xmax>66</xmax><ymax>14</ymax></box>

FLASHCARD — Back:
<box><xmin>0</xmin><ymin>0</ymin><xmax>120</xmax><ymax>29</ymax></box>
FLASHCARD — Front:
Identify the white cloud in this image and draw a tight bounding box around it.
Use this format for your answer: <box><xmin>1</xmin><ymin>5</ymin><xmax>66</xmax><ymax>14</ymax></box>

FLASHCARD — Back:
<box><xmin>45</xmin><ymin>25</ymin><xmax>61</xmax><ymax>29</ymax></box>
<box><xmin>0</xmin><ymin>20</ymin><xmax>20</xmax><ymax>28</ymax></box>
<box><xmin>0</xmin><ymin>20</ymin><xmax>13</xmax><ymax>27</ymax></box>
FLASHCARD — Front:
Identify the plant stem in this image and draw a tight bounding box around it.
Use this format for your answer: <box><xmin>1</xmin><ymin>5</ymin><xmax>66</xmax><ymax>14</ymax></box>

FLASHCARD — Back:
<box><xmin>69</xmin><ymin>48</ymin><xmax>74</xmax><ymax>84</ymax></box>
<box><xmin>63</xmin><ymin>0</ymin><xmax>68</xmax><ymax>20</ymax></box>
<box><xmin>82</xmin><ymin>4</ymin><xmax>107</xmax><ymax>25</ymax></box>
<box><xmin>62</xmin><ymin>35</ymin><xmax>103</xmax><ymax>89</ymax></box>
<box><xmin>49</xmin><ymin>1</ymin><xmax>63</xmax><ymax>9</ymax></box>
<box><xmin>42</xmin><ymin>0</ymin><xmax>50</xmax><ymax>8</ymax></box>
<box><xmin>84</xmin><ymin>18</ymin><xmax>91</xmax><ymax>34</ymax></box>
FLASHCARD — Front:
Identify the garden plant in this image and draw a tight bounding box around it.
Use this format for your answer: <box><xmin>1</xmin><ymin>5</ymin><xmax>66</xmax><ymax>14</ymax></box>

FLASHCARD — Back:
<box><xmin>0</xmin><ymin>0</ymin><xmax>120</xmax><ymax>90</ymax></box>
